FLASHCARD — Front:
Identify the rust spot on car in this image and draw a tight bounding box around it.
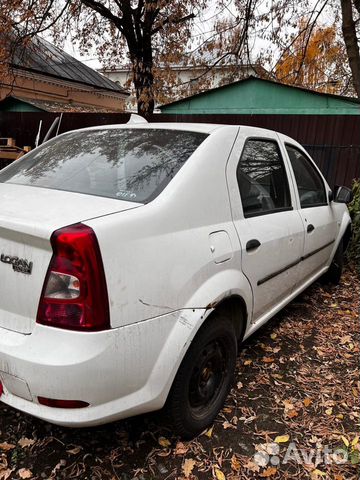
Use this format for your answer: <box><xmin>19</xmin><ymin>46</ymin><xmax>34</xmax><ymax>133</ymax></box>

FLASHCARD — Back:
<box><xmin>206</xmin><ymin>301</ymin><xmax>218</xmax><ymax>309</ymax></box>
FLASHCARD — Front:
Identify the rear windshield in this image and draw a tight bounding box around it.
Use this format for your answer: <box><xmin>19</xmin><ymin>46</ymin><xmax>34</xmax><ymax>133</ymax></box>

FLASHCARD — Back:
<box><xmin>0</xmin><ymin>128</ymin><xmax>208</xmax><ymax>203</ymax></box>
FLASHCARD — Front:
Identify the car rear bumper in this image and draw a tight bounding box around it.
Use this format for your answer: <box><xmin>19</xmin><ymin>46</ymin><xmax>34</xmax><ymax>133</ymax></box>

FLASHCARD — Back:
<box><xmin>0</xmin><ymin>308</ymin><xmax>205</xmax><ymax>427</ymax></box>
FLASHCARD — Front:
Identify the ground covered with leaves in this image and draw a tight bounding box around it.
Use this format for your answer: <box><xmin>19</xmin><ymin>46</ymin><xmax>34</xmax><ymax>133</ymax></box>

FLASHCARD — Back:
<box><xmin>1</xmin><ymin>267</ymin><xmax>359</xmax><ymax>480</ymax></box>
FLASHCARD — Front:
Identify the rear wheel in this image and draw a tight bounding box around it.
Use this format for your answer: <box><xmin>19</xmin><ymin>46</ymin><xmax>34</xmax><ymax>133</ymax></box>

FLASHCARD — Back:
<box><xmin>323</xmin><ymin>239</ymin><xmax>344</xmax><ymax>285</ymax></box>
<box><xmin>167</xmin><ymin>314</ymin><xmax>237</xmax><ymax>438</ymax></box>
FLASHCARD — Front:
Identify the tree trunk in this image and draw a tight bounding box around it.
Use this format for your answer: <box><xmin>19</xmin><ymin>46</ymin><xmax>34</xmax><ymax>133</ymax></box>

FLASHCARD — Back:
<box><xmin>131</xmin><ymin>45</ymin><xmax>155</xmax><ymax>119</ymax></box>
<box><xmin>340</xmin><ymin>0</ymin><xmax>360</xmax><ymax>97</ymax></box>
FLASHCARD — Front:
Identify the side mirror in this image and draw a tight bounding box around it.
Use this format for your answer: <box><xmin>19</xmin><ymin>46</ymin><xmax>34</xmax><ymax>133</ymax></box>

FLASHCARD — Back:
<box><xmin>334</xmin><ymin>186</ymin><xmax>353</xmax><ymax>204</ymax></box>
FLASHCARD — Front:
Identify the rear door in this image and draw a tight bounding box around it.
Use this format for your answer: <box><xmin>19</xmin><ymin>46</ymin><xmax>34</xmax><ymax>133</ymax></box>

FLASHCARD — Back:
<box><xmin>283</xmin><ymin>143</ymin><xmax>338</xmax><ymax>282</ymax></box>
<box><xmin>227</xmin><ymin>129</ymin><xmax>305</xmax><ymax>323</ymax></box>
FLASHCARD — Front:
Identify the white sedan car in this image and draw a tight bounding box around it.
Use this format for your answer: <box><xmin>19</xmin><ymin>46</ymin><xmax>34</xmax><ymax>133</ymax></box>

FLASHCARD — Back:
<box><xmin>0</xmin><ymin>120</ymin><xmax>352</xmax><ymax>438</ymax></box>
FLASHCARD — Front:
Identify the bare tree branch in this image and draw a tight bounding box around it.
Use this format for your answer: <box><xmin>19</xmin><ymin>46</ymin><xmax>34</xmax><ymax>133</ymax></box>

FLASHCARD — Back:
<box><xmin>80</xmin><ymin>0</ymin><xmax>124</xmax><ymax>33</ymax></box>
<box><xmin>293</xmin><ymin>0</ymin><xmax>329</xmax><ymax>84</ymax></box>
<box><xmin>151</xmin><ymin>12</ymin><xmax>196</xmax><ymax>35</ymax></box>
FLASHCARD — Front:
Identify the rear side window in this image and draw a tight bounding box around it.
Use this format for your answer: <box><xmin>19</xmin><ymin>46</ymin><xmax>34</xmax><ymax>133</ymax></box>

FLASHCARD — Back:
<box><xmin>0</xmin><ymin>129</ymin><xmax>208</xmax><ymax>203</ymax></box>
<box><xmin>237</xmin><ymin>139</ymin><xmax>292</xmax><ymax>217</ymax></box>
<box><xmin>286</xmin><ymin>145</ymin><xmax>327</xmax><ymax>207</ymax></box>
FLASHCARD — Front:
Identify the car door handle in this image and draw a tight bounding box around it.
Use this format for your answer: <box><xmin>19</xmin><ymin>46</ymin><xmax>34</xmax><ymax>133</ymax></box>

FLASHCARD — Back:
<box><xmin>307</xmin><ymin>224</ymin><xmax>315</xmax><ymax>233</ymax></box>
<box><xmin>246</xmin><ymin>239</ymin><xmax>261</xmax><ymax>252</ymax></box>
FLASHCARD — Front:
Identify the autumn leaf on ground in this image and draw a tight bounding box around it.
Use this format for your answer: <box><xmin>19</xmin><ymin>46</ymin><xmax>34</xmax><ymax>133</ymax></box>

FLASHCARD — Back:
<box><xmin>66</xmin><ymin>446</ymin><xmax>82</xmax><ymax>455</ymax></box>
<box><xmin>205</xmin><ymin>425</ymin><xmax>214</xmax><ymax>438</ymax></box>
<box><xmin>18</xmin><ymin>438</ymin><xmax>35</xmax><ymax>449</ymax></box>
<box><xmin>0</xmin><ymin>455</ymin><xmax>14</xmax><ymax>480</ymax></box>
<box><xmin>214</xmin><ymin>467</ymin><xmax>226</xmax><ymax>480</ymax></box>
<box><xmin>174</xmin><ymin>442</ymin><xmax>189</xmax><ymax>455</ymax></box>
<box><xmin>231</xmin><ymin>454</ymin><xmax>241</xmax><ymax>472</ymax></box>
<box><xmin>256</xmin><ymin>443</ymin><xmax>279</xmax><ymax>455</ymax></box>
<box><xmin>182</xmin><ymin>458</ymin><xmax>196</xmax><ymax>478</ymax></box>
<box><xmin>282</xmin><ymin>400</ymin><xmax>295</xmax><ymax>414</ymax></box>
<box><xmin>283</xmin><ymin>398</ymin><xmax>294</xmax><ymax>407</ymax></box>
<box><xmin>340</xmin><ymin>335</ymin><xmax>351</xmax><ymax>344</ymax></box>
<box><xmin>287</xmin><ymin>409</ymin><xmax>299</xmax><ymax>418</ymax></box>
<box><xmin>244</xmin><ymin>460</ymin><xmax>260</xmax><ymax>472</ymax></box>
<box><xmin>310</xmin><ymin>469</ymin><xmax>326</xmax><ymax>479</ymax></box>
<box><xmin>0</xmin><ymin>469</ymin><xmax>14</xmax><ymax>480</ymax></box>
<box><xmin>222</xmin><ymin>420</ymin><xmax>236</xmax><ymax>430</ymax></box>
<box><xmin>17</xmin><ymin>469</ymin><xmax>33</xmax><ymax>479</ymax></box>
<box><xmin>158</xmin><ymin>436</ymin><xmax>171</xmax><ymax>448</ymax></box>
<box><xmin>260</xmin><ymin>466</ymin><xmax>277</xmax><ymax>477</ymax></box>
<box><xmin>275</xmin><ymin>434</ymin><xmax>290</xmax><ymax>443</ymax></box>
<box><xmin>283</xmin><ymin>400</ymin><xmax>298</xmax><ymax>418</ymax></box>
<box><xmin>262</xmin><ymin>357</ymin><xmax>275</xmax><ymax>363</ymax></box>
<box><xmin>0</xmin><ymin>443</ymin><xmax>15</xmax><ymax>452</ymax></box>
<box><xmin>303</xmin><ymin>398</ymin><xmax>312</xmax><ymax>407</ymax></box>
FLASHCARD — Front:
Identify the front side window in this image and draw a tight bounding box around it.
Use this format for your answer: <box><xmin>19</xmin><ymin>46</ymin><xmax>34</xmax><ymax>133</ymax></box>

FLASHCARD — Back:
<box><xmin>286</xmin><ymin>145</ymin><xmax>327</xmax><ymax>208</ymax></box>
<box><xmin>237</xmin><ymin>139</ymin><xmax>292</xmax><ymax>217</ymax></box>
<box><xmin>0</xmin><ymin>128</ymin><xmax>208</xmax><ymax>203</ymax></box>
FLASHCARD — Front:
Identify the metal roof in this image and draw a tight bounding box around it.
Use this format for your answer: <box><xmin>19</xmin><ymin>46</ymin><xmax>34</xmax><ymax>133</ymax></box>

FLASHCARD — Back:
<box><xmin>12</xmin><ymin>35</ymin><xmax>128</xmax><ymax>95</ymax></box>
<box><xmin>160</xmin><ymin>75</ymin><xmax>360</xmax><ymax>109</ymax></box>
<box><xmin>1</xmin><ymin>95</ymin><xmax>124</xmax><ymax>113</ymax></box>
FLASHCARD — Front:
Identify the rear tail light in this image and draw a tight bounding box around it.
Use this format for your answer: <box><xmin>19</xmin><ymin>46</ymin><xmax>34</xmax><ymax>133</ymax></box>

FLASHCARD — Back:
<box><xmin>0</xmin><ymin>381</ymin><xmax>3</xmax><ymax>397</ymax></box>
<box><xmin>37</xmin><ymin>223</ymin><xmax>110</xmax><ymax>331</ymax></box>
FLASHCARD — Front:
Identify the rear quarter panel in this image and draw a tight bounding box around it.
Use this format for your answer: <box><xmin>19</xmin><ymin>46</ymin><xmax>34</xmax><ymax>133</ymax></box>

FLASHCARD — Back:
<box><xmin>85</xmin><ymin>126</ymin><xmax>253</xmax><ymax>329</ymax></box>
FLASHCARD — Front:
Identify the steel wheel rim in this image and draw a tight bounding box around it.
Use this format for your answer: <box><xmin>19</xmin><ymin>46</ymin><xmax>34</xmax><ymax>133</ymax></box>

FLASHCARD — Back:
<box><xmin>188</xmin><ymin>338</ymin><xmax>229</xmax><ymax>417</ymax></box>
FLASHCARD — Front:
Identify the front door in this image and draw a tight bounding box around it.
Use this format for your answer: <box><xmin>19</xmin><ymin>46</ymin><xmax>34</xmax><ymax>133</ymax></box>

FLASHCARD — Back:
<box><xmin>284</xmin><ymin>144</ymin><xmax>338</xmax><ymax>283</ymax></box>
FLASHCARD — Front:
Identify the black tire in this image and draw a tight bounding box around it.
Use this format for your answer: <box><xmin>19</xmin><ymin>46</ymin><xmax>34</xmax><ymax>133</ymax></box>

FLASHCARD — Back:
<box><xmin>167</xmin><ymin>314</ymin><xmax>237</xmax><ymax>438</ymax></box>
<box><xmin>323</xmin><ymin>239</ymin><xmax>344</xmax><ymax>285</ymax></box>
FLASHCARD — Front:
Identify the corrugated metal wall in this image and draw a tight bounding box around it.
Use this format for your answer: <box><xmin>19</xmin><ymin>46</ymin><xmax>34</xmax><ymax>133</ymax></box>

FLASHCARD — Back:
<box><xmin>0</xmin><ymin>112</ymin><xmax>359</xmax><ymax>187</ymax></box>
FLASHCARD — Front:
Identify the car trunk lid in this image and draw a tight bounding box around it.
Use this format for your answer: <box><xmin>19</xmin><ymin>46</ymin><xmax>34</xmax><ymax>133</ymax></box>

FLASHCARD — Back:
<box><xmin>0</xmin><ymin>184</ymin><xmax>140</xmax><ymax>334</ymax></box>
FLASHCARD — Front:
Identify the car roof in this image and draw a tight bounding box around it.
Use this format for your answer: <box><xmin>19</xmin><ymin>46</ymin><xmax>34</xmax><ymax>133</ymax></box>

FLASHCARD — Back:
<box><xmin>73</xmin><ymin>122</ymin><xmax>224</xmax><ymax>134</ymax></box>
<box><xmin>63</xmin><ymin>122</ymin><xmax>289</xmax><ymax>138</ymax></box>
